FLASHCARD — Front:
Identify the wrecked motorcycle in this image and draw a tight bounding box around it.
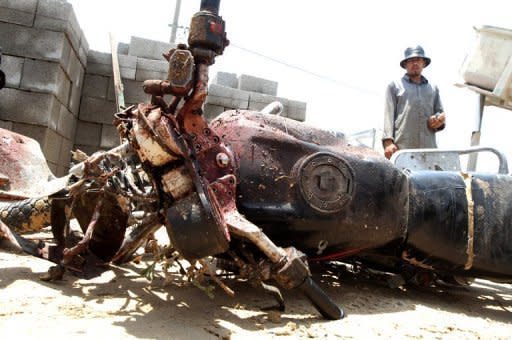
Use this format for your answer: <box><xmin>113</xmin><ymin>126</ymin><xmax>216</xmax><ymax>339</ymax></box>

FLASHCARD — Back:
<box><xmin>2</xmin><ymin>0</ymin><xmax>512</xmax><ymax>321</ymax></box>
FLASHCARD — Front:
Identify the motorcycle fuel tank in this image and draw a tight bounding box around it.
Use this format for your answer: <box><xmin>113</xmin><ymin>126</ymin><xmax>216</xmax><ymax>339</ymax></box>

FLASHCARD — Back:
<box><xmin>210</xmin><ymin>110</ymin><xmax>409</xmax><ymax>257</ymax></box>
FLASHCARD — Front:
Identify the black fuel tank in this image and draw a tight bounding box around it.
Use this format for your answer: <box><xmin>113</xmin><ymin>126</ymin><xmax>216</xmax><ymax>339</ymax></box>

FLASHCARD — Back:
<box><xmin>211</xmin><ymin>111</ymin><xmax>408</xmax><ymax>255</ymax></box>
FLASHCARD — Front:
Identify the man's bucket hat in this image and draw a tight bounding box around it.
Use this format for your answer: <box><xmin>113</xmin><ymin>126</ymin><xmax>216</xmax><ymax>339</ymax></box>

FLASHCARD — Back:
<box><xmin>400</xmin><ymin>45</ymin><xmax>431</xmax><ymax>69</ymax></box>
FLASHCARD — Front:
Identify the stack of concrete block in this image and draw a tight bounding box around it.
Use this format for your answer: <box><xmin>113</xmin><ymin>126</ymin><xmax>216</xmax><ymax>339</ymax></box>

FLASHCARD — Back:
<box><xmin>0</xmin><ymin>0</ymin><xmax>88</xmax><ymax>176</ymax></box>
<box><xmin>204</xmin><ymin>72</ymin><xmax>307</xmax><ymax>122</ymax></box>
<box><xmin>76</xmin><ymin>37</ymin><xmax>173</xmax><ymax>155</ymax></box>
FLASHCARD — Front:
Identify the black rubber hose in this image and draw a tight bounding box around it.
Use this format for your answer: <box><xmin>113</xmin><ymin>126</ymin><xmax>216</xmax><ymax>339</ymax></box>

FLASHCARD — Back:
<box><xmin>298</xmin><ymin>276</ymin><xmax>344</xmax><ymax>320</ymax></box>
<box><xmin>200</xmin><ymin>0</ymin><xmax>220</xmax><ymax>14</ymax></box>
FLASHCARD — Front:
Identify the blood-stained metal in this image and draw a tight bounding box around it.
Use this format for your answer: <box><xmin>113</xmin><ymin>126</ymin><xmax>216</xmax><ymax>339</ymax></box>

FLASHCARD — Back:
<box><xmin>0</xmin><ymin>128</ymin><xmax>69</xmax><ymax>199</ymax></box>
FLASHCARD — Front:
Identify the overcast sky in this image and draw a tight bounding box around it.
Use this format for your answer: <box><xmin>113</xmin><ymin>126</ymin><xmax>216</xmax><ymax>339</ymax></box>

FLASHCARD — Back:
<box><xmin>68</xmin><ymin>0</ymin><xmax>512</xmax><ymax>171</ymax></box>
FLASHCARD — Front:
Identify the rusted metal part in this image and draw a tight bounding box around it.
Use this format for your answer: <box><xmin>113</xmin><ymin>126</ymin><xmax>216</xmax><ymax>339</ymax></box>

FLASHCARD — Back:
<box><xmin>161</xmin><ymin>166</ymin><xmax>194</xmax><ymax>200</ymax></box>
<box><xmin>222</xmin><ymin>205</ymin><xmax>287</xmax><ymax>263</ymax></box>
<box><xmin>143</xmin><ymin>80</ymin><xmax>173</xmax><ymax>96</ymax></box>
<box><xmin>0</xmin><ymin>128</ymin><xmax>70</xmax><ymax>199</ymax></box>
<box><xmin>111</xmin><ymin>213</ymin><xmax>161</xmax><ymax>264</ymax></box>
<box><xmin>188</xmin><ymin>1</ymin><xmax>229</xmax><ymax>64</ymax></box>
<box><xmin>177</xmin><ymin>63</ymin><xmax>210</xmax><ymax>126</ymax></box>
<box><xmin>62</xmin><ymin>196</ymin><xmax>104</xmax><ymax>265</ymax></box>
<box><xmin>462</xmin><ymin>172</ymin><xmax>475</xmax><ymax>270</ymax></box>
<box><xmin>143</xmin><ymin>49</ymin><xmax>194</xmax><ymax>98</ymax></box>
<box><xmin>167</xmin><ymin>48</ymin><xmax>195</xmax><ymax>94</ymax></box>
<box><xmin>130</xmin><ymin>104</ymin><xmax>183</xmax><ymax>167</ymax></box>
<box><xmin>0</xmin><ymin>172</ymin><xmax>8</xmax><ymax>186</ymax></box>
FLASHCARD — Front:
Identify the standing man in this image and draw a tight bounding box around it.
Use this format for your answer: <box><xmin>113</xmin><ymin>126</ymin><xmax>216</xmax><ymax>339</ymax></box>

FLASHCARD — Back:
<box><xmin>383</xmin><ymin>45</ymin><xmax>446</xmax><ymax>159</ymax></box>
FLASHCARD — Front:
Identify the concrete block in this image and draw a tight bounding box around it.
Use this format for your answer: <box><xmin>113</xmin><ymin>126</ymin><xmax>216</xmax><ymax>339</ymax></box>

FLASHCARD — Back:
<box><xmin>0</xmin><ymin>0</ymin><xmax>37</xmax><ymax>26</ymax></box>
<box><xmin>48</xmin><ymin>99</ymin><xmax>61</xmax><ymax>131</ymax></box>
<box><xmin>205</xmin><ymin>84</ymin><xmax>249</xmax><ymax>109</ymax></box>
<box><xmin>0</xmin><ymin>120</ymin><xmax>13</xmax><ymax>130</ymax></box>
<box><xmin>82</xmin><ymin>74</ymin><xmax>109</xmax><ymax>99</ymax></box>
<box><xmin>58</xmin><ymin>137</ymin><xmax>74</xmax><ymax>168</ymax></box>
<box><xmin>11</xmin><ymin>122</ymin><xmax>47</xmax><ymax>148</ymax></box>
<box><xmin>42</xmin><ymin>128</ymin><xmax>62</xmax><ymax>164</ymax></box>
<box><xmin>0</xmin><ymin>88</ymin><xmax>60</xmax><ymax>127</ymax></box>
<box><xmin>77</xmin><ymin>29</ymin><xmax>89</xmax><ymax>67</ymax></box>
<box><xmin>238</xmin><ymin>74</ymin><xmax>278</xmax><ymax>96</ymax></box>
<box><xmin>136</xmin><ymin>58</ymin><xmax>168</xmax><ymax>72</ymax></box>
<box><xmin>117</xmin><ymin>42</ymin><xmax>129</xmax><ymax>55</ymax></box>
<box><xmin>100</xmin><ymin>124</ymin><xmax>120</xmax><ymax>149</ymax></box>
<box><xmin>285</xmin><ymin>99</ymin><xmax>307</xmax><ymax>122</ymax></box>
<box><xmin>88</xmin><ymin>51</ymin><xmax>137</xmax><ymax>68</ymax></box>
<box><xmin>34</xmin><ymin>14</ymin><xmax>80</xmax><ymax>51</ymax></box>
<box><xmin>77</xmin><ymin>42</ymin><xmax>88</xmax><ymax>67</ymax></box>
<box><xmin>128</xmin><ymin>36</ymin><xmax>174</xmax><ymax>61</ymax></box>
<box><xmin>20</xmin><ymin>59</ymin><xmax>71</xmax><ymax>105</ymax></box>
<box><xmin>36</xmin><ymin>0</ymin><xmax>72</xmax><ymax>20</ymax></box>
<box><xmin>0</xmin><ymin>0</ymin><xmax>38</xmax><ymax>13</ymax></box>
<box><xmin>1</xmin><ymin>55</ymin><xmax>24</xmax><ymax>88</ymax></box>
<box><xmin>107</xmin><ymin>79</ymin><xmax>149</xmax><ymax>104</ymax></box>
<box><xmin>248</xmin><ymin>92</ymin><xmax>288</xmax><ymax>112</ymax></box>
<box><xmin>64</xmin><ymin>41</ymin><xmax>84</xmax><ymax>83</ymax></box>
<box><xmin>135</xmin><ymin>69</ymin><xmax>168</xmax><ymax>82</ymax></box>
<box><xmin>86</xmin><ymin>50</ymin><xmax>137</xmax><ymax>80</ymax></box>
<box><xmin>73</xmin><ymin>144</ymin><xmax>100</xmax><ymax>157</ymax></box>
<box><xmin>74</xmin><ymin>120</ymin><xmax>101</xmax><ymax>147</ymax></box>
<box><xmin>69</xmin><ymin>65</ymin><xmax>84</xmax><ymax>115</ymax></box>
<box><xmin>135</xmin><ymin>57</ymin><xmax>168</xmax><ymax>81</ymax></box>
<box><xmin>0</xmin><ymin>7</ymin><xmax>35</xmax><ymax>27</ymax></box>
<box><xmin>78</xmin><ymin>96</ymin><xmax>117</xmax><ymax>125</ymax></box>
<box><xmin>47</xmin><ymin>161</ymin><xmax>58</xmax><ymax>176</ymax></box>
<box><xmin>57</xmin><ymin>105</ymin><xmax>76</xmax><ymax>140</ymax></box>
<box><xmin>203</xmin><ymin>104</ymin><xmax>226</xmax><ymax>122</ymax></box>
<box><xmin>55</xmin><ymin>165</ymin><xmax>67</xmax><ymax>177</ymax></box>
<box><xmin>123</xmin><ymin>79</ymin><xmax>150</xmax><ymax>104</ymax></box>
<box><xmin>66</xmin><ymin>52</ymin><xmax>84</xmax><ymax>113</ymax></box>
<box><xmin>212</xmin><ymin>72</ymin><xmax>238</xmax><ymax>88</ymax></box>
<box><xmin>0</xmin><ymin>22</ymin><xmax>71</xmax><ymax>67</ymax></box>
<box><xmin>86</xmin><ymin>62</ymin><xmax>136</xmax><ymax>80</ymax></box>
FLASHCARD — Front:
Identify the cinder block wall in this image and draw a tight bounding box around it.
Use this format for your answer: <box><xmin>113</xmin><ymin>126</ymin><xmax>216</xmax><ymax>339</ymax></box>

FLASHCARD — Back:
<box><xmin>0</xmin><ymin>0</ymin><xmax>87</xmax><ymax>176</ymax></box>
<box><xmin>75</xmin><ymin>36</ymin><xmax>172</xmax><ymax>156</ymax></box>
<box><xmin>0</xmin><ymin>0</ymin><xmax>307</xmax><ymax>177</ymax></box>
<box><xmin>204</xmin><ymin>72</ymin><xmax>307</xmax><ymax>122</ymax></box>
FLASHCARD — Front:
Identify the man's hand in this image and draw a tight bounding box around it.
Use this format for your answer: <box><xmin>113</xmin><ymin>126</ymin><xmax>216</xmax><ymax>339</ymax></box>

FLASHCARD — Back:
<box><xmin>383</xmin><ymin>140</ymin><xmax>398</xmax><ymax>159</ymax></box>
<box><xmin>428</xmin><ymin>112</ymin><xmax>446</xmax><ymax>130</ymax></box>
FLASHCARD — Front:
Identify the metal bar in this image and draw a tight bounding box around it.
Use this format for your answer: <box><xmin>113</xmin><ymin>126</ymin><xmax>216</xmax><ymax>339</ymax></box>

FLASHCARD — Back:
<box><xmin>170</xmin><ymin>0</ymin><xmax>182</xmax><ymax>44</ymax></box>
<box><xmin>391</xmin><ymin>146</ymin><xmax>509</xmax><ymax>174</ymax></box>
<box><xmin>109</xmin><ymin>33</ymin><xmax>125</xmax><ymax>112</ymax></box>
<box><xmin>467</xmin><ymin>93</ymin><xmax>485</xmax><ymax>171</ymax></box>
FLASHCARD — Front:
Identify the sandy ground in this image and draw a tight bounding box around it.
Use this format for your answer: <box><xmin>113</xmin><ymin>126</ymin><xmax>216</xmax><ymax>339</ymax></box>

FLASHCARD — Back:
<box><xmin>1</xmin><ymin>238</ymin><xmax>512</xmax><ymax>339</ymax></box>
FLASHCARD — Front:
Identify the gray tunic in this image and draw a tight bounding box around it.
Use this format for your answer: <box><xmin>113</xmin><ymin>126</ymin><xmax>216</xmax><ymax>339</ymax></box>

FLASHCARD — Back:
<box><xmin>383</xmin><ymin>75</ymin><xmax>444</xmax><ymax>149</ymax></box>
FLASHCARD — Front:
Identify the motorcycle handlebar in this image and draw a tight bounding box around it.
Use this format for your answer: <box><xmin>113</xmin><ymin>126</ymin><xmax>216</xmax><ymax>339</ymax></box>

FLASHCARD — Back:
<box><xmin>298</xmin><ymin>276</ymin><xmax>345</xmax><ymax>320</ymax></box>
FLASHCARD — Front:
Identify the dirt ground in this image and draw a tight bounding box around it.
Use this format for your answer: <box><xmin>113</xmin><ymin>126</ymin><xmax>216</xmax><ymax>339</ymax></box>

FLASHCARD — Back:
<box><xmin>1</xmin><ymin>235</ymin><xmax>512</xmax><ymax>339</ymax></box>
